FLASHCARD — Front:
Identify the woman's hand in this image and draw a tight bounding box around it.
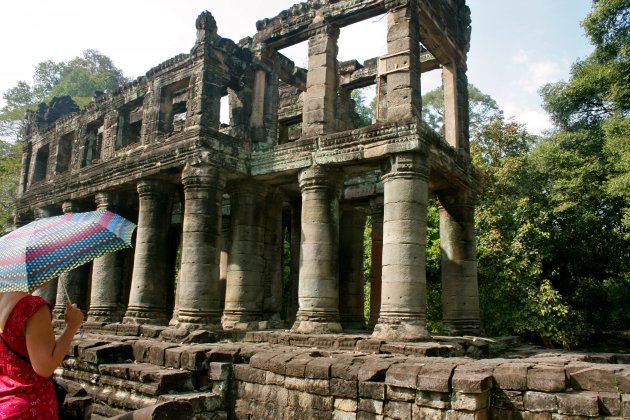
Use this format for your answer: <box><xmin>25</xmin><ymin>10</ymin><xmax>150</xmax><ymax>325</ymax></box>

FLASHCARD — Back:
<box><xmin>63</xmin><ymin>299</ymin><xmax>83</xmax><ymax>332</ymax></box>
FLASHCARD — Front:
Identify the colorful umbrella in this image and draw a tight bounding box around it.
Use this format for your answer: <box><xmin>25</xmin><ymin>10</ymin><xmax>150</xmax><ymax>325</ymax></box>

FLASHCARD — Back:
<box><xmin>0</xmin><ymin>209</ymin><xmax>136</xmax><ymax>294</ymax></box>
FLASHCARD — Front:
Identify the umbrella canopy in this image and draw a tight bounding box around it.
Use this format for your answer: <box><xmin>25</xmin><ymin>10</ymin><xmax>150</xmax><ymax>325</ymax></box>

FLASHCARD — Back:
<box><xmin>0</xmin><ymin>210</ymin><xmax>136</xmax><ymax>294</ymax></box>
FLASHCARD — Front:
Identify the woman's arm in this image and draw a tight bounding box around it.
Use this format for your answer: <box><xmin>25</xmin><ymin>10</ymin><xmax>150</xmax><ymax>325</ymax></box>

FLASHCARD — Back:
<box><xmin>24</xmin><ymin>300</ymin><xmax>84</xmax><ymax>377</ymax></box>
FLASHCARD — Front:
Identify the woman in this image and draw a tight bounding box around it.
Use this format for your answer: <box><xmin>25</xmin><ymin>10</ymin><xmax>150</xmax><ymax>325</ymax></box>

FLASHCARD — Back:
<box><xmin>0</xmin><ymin>290</ymin><xmax>84</xmax><ymax>419</ymax></box>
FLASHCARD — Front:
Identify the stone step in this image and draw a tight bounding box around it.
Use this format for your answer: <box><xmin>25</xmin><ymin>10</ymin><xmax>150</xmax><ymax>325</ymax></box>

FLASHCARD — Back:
<box><xmin>97</xmin><ymin>362</ymin><xmax>195</xmax><ymax>395</ymax></box>
<box><xmin>158</xmin><ymin>391</ymin><xmax>224</xmax><ymax>414</ymax></box>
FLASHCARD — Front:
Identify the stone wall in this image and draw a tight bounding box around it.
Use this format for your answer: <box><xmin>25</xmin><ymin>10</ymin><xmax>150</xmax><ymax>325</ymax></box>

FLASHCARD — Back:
<box><xmin>60</xmin><ymin>331</ymin><xmax>630</xmax><ymax>419</ymax></box>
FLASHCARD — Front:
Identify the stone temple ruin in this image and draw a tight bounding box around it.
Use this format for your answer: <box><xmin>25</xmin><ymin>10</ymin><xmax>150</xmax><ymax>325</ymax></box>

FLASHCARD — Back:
<box><xmin>14</xmin><ymin>1</ymin><xmax>630</xmax><ymax>418</ymax></box>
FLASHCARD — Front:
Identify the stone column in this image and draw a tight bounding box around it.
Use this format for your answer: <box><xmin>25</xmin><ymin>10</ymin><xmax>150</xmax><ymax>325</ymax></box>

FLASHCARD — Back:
<box><xmin>339</xmin><ymin>208</ymin><xmax>367</xmax><ymax>330</ymax></box>
<box><xmin>123</xmin><ymin>180</ymin><xmax>173</xmax><ymax>325</ymax></box>
<box><xmin>372</xmin><ymin>153</ymin><xmax>430</xmax><ymax>341</ymax></box>
<box><xmin>383</xmin><ymin>3</ymin><xmax>422</xmax><ymax>121</ymax></box>
<box><xmin>292</xmin><ymin>166</ymin><xmax>342</xmax><ymax>334</ymax></box>
<box><xmin>287</xmin><ymin>200</ymin><xmax>301</xmax><ymax>322</ymax></box>
<box><xmin>369</xmin><ymin>197</ymin><xmax>384</xmax><ymax>327</ymax></box>
<box><xmin>442</xmin><ymin>63</ymin><xmax>470</xmax><ymax>152</ymax></box>
<box><xmin>54</xmin><ymin>201</ymin><xmax>90</xmax><ymax>319</ymax></box>
<box><xmin>189</xmin><ymin>12</ymin><xmax>223</xmax><ymax>130</ymax></box>
<box><xmin>438</xmin><ymin>191</ymin><xmax>482</xmax><ymax>335</ymax></box>
<box><xmin>222</xmin><ymin>180</ymin><xmax>268</xmax><ymax>329</ymax></box>
<box><xmin>220</xmin><ymin>215</ymin><xmax>230</xmax><ymax>313</ymax></box>
<box><xmin>32</xmin><ymin>208</ymin><xmax>59</xmax><ymax>305</ymax></box>
<box><xmin>262</xmin><ymin>188</ymin><xmax>283</xmax><ymax>323</ymax></box>
<box><xmin>87</xmin><ymin>192</ymin><xmax>126</xmax><ymax>323</ymax></box>
<box><xmin>172</xmin><ymin>164</ymin><xmax>225</xmax><ymax>329</ymax></box>
<box><xmin>302</xmin><ymin>19</ymin><xmax>339</xmax><ymax>137</ymax></box>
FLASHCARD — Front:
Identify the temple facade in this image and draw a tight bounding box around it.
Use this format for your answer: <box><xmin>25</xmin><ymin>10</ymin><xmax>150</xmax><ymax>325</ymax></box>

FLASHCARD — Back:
<box><xmin>16</xmin><ymin>0</ymin><xmax>481</xmax><ymax>341</ymax></box>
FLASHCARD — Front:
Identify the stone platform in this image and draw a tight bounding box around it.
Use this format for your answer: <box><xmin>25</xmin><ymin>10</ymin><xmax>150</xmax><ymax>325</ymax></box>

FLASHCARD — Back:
<box><xmin>56</xmin><ymin>329</ymin><xmax>630</xmax><ymax>419</ymax></box>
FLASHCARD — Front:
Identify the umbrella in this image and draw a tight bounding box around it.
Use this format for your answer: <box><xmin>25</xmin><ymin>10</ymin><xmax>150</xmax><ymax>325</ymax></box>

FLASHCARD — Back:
<box><xmin>0</xmin><ymin>209</ymin><xmax>136</xmax><ymax>294</ymax></box>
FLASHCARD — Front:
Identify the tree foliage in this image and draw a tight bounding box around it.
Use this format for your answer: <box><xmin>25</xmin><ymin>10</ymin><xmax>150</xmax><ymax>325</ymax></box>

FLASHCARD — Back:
<box><xmin>422</xmin><ymin>83</ymin><xmax>502</xmax><ymax>134</ymax></box>
<box><xmin>476</xmin><ymin>0</ymin><xmax>630</xmax><ymax>346</ymax></box>
<box><xmin>0</xmin><ymin>49</ymin><xmax>127</xmax><ymax>142</ymax></box>
<box><xmin>0</xmin><ymin>139</ymin><xmax>22</xmax><ymax>233</ymax></box>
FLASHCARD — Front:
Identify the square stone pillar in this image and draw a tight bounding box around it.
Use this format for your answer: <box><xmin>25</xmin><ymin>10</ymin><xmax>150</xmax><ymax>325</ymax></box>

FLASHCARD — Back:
<box><xmin>372</xmin><ymin>153</ymin><xmax>430</xmax><ymax>341</ymax></box>
<box><xmin>339</xmin><ymin>208</ymin><xmax>367</xmax><ymax>330</ymax></box>
<box><xmin>442</xmin><ymin>63</ymin><xmax>471</xmax><ymax>153</ymax></box>
<box><xmin>189</xmin><ymin>11</ymin><xmax>223</xmax><ymax>130</ymax></box>
<box><xmin>438</xmin><ymin>191</ymin><xmax>481</xmax><ymax>335</ymax></box>
<box><xmin>54</xmin><ymin>201</ymin><xmax>90</xmax><ymax>320</ymax></box>
<box><xmin>302</xmin><ymin>19</ymin><xmax>339</xmax><ymax>138</ymax></box>
<box><xmin>383</xmin><ymin>3</ymin><xmax>422</xmax><ymax>122</ymax></box>
<box><xmin>172</xmin><ymin>164</ymin><xmax>225</xmax><ymax>330</ymax></box>
<box><xmin>369</xmin><ymin>196</ymin><xmax>384</xmax><ymax>327</ymax></box>
<box><xmin>250</xmin><ymin>44</ymin><xmax>280</xmax><ymax>147</ymax></box>
<box><xmin>123</xmin><ymin>180</ymin><xmax>173</xmax><ymax>325</ymax></box>
<box><xmin>222</xmin><ymin>180</ymin><xmax>268</xmax><ymax>329</ymax></box>
<box><xmin>292</xmin><ymin>166</ymin><xmax>343</xmax><ymax>334</ymax></box>
<box><xmin>87</xmin><ymin>192</ymin><xmax>127</xmax><ymax>323</ymax></box>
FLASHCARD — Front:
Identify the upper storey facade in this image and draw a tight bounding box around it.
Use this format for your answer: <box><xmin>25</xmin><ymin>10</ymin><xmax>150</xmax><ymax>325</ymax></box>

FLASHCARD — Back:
<box><xmin>15</xmin><ymin>0</ymin><xmax>476</xmax><ymax>218</ymax></box>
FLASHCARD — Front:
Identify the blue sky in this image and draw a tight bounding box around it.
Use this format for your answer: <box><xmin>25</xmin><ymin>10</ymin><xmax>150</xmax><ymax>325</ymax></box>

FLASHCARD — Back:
<box><xmin>0</xmin><ymin>0</ymin><xmax>593</xmax><ymax>135</ymax></box>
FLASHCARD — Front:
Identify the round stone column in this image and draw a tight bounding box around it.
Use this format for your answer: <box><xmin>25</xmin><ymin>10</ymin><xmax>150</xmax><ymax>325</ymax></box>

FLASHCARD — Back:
<box><xmin>173</xmin><ymin>164</ymin><xmax>225</xmax><ymax>329</ymax></box>
<box><xmin>123</xmin><ymin>180</ymin><xmax>173</xmax><ymax>325</ymax></box>
<box><xmin>291</xmin><ymin>166</ymin><xmax>343</xmax><ymax>334</ymax></box>
<box><xmin>54</xmin><ymin>201</ymin><xmax>90</xmax><ymax>319</ymax></box>
<box><xmin>369</xmin><ymin>196</ymin><xmax>384</xmax><ymax>327</ymax></box>
<box><xmin>222</xmin><ymin>180</ymin><xmax>268</xmax><ymax>329</ymax></box>
<box><xmin>29</xmin><ymin>210</ymin><xmax>58</xmax><ymax>306</ymax></box>
<box><xmin>339</xmin><ymin>208</ymin><xmax>367</xmax><ymax>329</ymax></box>
<box><xmin>372</xmin><ymin>153</ymin><xmax>430</xmax><ymax>341</ymax></box>
<box><xmin>438</xmin><ymin>191</ymin><xmax>482</xmax><ymax>335</ymax></box>
<box><xmin>87</xmin><ymin>192</ymin><xmax>126</xmax><ymax>323</ymax></box>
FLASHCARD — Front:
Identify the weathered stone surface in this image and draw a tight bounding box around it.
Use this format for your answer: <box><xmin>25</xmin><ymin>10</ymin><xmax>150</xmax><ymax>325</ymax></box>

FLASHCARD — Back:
<box><xmin>148</xmin><ymin>342</ymin><xmax>180</xmax><ymax>366</ymax></box>
<box><xmin>493</xmin><ymin>363</ymin><xmax>531</xmax><ymax>390</ymax></box>
<box><xmin>452</xmin><ymin>363</ymin><xmax>493</xmax><ymax>393</ymax></box>
<box><xmin>386</xmin><ymin>385</ymin><xmax>416</xmax><ymax>402</ymax></box>
<box><xmin>569</xmin><ymin>365</ymin><xmax>621</xmax><ymax>392</ymax></box>
<box><xmin>331</xmin><ymin>378</ymin><xmax>358</xmax><ymax>399</ymax></box>
<box><xmin>384</xmin><ymin>363</ymin><xmax>424</xmax><ymax>389</ymax></box>
<box><xmin>358</xmin><ymin>398</ymin><xmax>383</xmax><ymax>415</ymax></box>
<box><xmin>285</xmin><ymin>376</ymin><xmax>330</xmax><ymax>396</ymax></box>
<box><xmin>527</xmin><ymin>364</ymin><xmax>567</xmax><ymax>392</ymax></box>
<box><xmin>416</xmin><ymin>390</ymin><xmax>451</xmax><ymax>409</ymax></box>
<box><xmin>107</xmin><ymin>401</ymin><xmax>194</xmax><ymax>419</ymax></box>
<box><xmin>233</xmin><ymin>364</ymin><xmax>266</xmax><ymax>384</ymax></box>
<box><xmin>359</xmin><ymin>382</ymin><xmax>386</xmax><ymax>400</ymax></box>
<box><xmin>597</xmin><ymin>391</ymin><xmax>621</xmax><ymax>416</ymax></box>
<box><xmin>417</xmin><ymin>360</ymin><xmax>459</xmax><ymax>392</ymax></box>
<box><xmin>286</xmin><ymin>353</ymin><xmax>316</xmax><ymax>378</ymax></box>
<box><xmin>383</xmin><ymin>400</ymin><xmax>411</xmax><ymax>420</ymax></box>
<box><xmin>306</xmin><ymin>357</ymin><xmax>336</xmax><ymax>379</ymax></box>
<box><xmin>82</xmin><ymin>343</ymin><xmax>133</xmax><ymax>365</ymax></box>
<box><xmin>492</xmin><ymin>389</ymin><xmax>524</xmax><ymax>411</ymax></box>
<box><xmin>556</xmin><ymin>392</ymin><xmax>599</xmax><ymax>416</ymax></box>
<box><xmin>452</xmin><ymin>391</ymin><xmax>490</xmax><ymax>411</ymax></box>
<box><xmin>287</xmin><ymin>389</ymin><xmax>333</xmax><ymax>411</ymax></box>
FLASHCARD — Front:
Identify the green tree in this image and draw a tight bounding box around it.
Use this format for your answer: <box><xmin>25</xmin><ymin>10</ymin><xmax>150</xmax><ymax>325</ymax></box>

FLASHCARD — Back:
<box><xmin>0</xmin><ymin>139</ymin><xmax>22</xmax><ymax>233</ymax></box>
<box><xmin>422</xmin><ymin>84</ymin><xmax>502</xmax><ymax>134</ymax></box>
<box><xmin>541</xmin><ymin>0</ymin><xmax>630</xmax><ymax>224</ymax></box>
<box><xmin>351</xmin><ymin>88</ymin><xmax>376</xmax><ymax>127</ymax></box>
<box><xmin>0</xmin><ymin>49</ymin><xmax>127</xmax><ymax>141</ymax></box>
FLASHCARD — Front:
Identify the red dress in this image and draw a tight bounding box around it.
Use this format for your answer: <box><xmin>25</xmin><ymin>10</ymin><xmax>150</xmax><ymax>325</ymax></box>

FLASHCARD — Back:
<box><xmin>0</xmin><ymin>295</ymin><xmax>57</xmax><ymax>419</ymax></box>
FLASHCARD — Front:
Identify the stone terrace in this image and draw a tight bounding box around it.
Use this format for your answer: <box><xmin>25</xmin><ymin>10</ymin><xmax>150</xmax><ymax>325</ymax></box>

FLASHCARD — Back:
<box><xmin>59</xmin><ymin>330</ymin><xmax>630</xmax><ymax>419</ymax></box>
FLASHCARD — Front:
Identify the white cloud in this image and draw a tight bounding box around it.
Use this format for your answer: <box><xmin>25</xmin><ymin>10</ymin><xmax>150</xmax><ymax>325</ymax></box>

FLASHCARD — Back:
<box><xmin>512</xmin><ymin>49</ymin><xmax>529</xmax><ymax>63</ymax></box>
<box><xmin>500</xmin><ymin>99</ymin><xmax>552</xmax><ymax>135</ymax></box>
<box><xmin>518</xmin><ymin>60</ymin><xmax>562</xmax><ymax>93</ymax></box>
